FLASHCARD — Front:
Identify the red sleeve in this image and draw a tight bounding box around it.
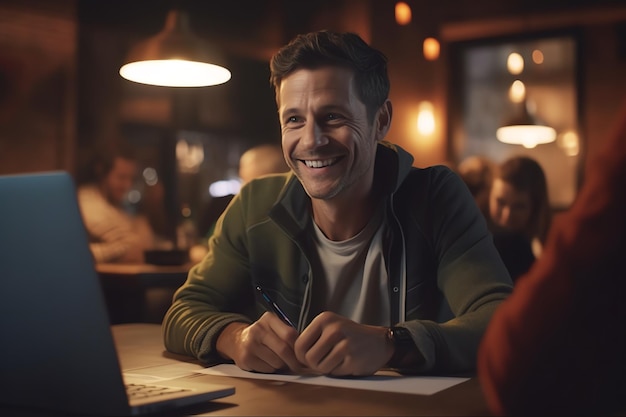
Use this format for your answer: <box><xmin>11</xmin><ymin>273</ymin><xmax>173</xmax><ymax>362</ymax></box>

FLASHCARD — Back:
<box><xmin>478</xmin><ymin>105</ymin><xmax>626</xmax><ymax>416</ymax></box>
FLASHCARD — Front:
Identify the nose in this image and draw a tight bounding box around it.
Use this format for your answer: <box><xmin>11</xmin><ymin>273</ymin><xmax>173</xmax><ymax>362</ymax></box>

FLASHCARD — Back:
<box><xmin>300</xmin><ymin>121</ymin><xmax>328</xmax><ymax>150</ymax></box>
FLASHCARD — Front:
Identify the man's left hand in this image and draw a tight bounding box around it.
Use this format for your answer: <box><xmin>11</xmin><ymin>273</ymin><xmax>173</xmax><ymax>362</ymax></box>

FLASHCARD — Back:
<box><xmin>294</xmin><ymin>311</ymin><xmax>394</xmax><ymax>376</ymax></box>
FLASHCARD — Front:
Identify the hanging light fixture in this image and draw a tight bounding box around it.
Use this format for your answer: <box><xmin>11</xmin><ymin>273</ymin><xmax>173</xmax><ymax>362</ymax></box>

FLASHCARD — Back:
<box><xmin>496</xmin><ymin>100</ymin><xmax>556</xmax><ymax>149</ymax></box>
<box><xmin>119</xmin><ymin>9</ymin><xmax>231</xmax><ymax>87</ymax></box>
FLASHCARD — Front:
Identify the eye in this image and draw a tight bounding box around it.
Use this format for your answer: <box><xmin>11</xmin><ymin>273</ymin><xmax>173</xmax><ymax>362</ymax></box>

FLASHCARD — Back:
<box><xmin>320</xmin><ymin>113</ymin><xmax>345</xmax><ymax>126</ymax></box>
<box><xmin>284</xmin><ymin>115</ymin><xmax>303</xmax><ymax>125</ymax></box>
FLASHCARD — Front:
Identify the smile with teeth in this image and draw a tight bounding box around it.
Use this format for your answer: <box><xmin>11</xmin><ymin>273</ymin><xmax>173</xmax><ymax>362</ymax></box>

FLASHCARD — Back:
<box><xmin>303</xmin><ymin>158</ymin><xmax>339</xmax><ymax>168</ymax></box>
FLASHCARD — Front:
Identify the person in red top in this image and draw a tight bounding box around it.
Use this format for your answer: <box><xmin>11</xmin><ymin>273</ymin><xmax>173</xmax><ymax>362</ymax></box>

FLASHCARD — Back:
<box><xmin>478</xmin><ymin>101</ymin><xmax>626</xmax><ymax>416</ymax></box>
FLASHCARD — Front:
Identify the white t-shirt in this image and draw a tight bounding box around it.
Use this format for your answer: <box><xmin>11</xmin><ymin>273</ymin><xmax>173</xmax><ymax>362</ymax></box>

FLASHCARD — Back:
<box><xmin>308</xmin><ymin>207</ymin><xmax>390</xmax><ymax>326</ymax></box>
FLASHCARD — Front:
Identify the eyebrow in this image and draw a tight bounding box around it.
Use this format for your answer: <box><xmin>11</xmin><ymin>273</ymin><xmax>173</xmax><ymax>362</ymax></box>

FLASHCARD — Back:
<box><xmin>280</xmin><ymin>107</ymin><xmax>299</xmax><ymax>117</ymax></box>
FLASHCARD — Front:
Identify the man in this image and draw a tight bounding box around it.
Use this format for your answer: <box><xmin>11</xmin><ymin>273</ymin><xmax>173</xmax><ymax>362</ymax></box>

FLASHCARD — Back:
<box><xmin>77</xmin><ymin>143</ymin><xmax>155</xmax><ymax>263</ymax></box>
<box><xmin>163</xmin><ymin>31</ymin><xmax>512</xmax><ymax>376</ymax></box>
<box><xmin>478</xmin><ymin>101</ymin><xmax>626</xmax><ymax>415</ymax></box>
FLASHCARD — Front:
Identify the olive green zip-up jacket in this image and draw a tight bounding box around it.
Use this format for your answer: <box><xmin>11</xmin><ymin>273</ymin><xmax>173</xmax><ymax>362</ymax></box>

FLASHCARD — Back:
<box><xmin>163</xmin><ymin>142</ymin><xmax>513</xmax><ymax>374</ymax></box>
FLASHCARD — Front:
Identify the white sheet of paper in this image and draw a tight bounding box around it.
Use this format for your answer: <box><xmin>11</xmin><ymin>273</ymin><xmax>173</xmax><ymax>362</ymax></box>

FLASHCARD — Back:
<box><xmin>123</xmin><ymin>362</ymin><xmax>205</xmax><ymax>384</ymax></box>
<box><xmin>197</xmin><ymin>364</ymin><xmax>469</xmax><ymax>395</ymax></box>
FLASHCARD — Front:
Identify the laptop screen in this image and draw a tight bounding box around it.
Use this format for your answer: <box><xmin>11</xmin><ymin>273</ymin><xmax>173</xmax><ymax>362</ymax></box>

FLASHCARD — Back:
<box><xmin>0</xmin><ymin>171</ymin><xmax>132</xmax><ymax>415</ymax></box>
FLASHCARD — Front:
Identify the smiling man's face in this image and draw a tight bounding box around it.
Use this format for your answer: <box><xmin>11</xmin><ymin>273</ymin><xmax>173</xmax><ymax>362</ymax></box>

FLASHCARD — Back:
<box><xmin>278</xmin><ymin>66</ymin><xmax>379</xmax><ymax>202</ymax></box>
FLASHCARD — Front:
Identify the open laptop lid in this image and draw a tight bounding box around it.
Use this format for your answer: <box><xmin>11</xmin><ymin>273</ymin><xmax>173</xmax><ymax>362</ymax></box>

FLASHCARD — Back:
<box><xmin>0</xmin><ymin>171</ymin><xmax>235</xmax><ymax>416</ymax></box>
<box><xmin>0</xmin><ymin>171</ymin><xmax>133</xmax><ymax>415</ymax></box>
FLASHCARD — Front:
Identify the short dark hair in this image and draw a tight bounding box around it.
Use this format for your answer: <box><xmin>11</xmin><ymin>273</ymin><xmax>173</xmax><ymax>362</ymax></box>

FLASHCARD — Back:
<box><xmin>269</xmin><ymin>31</ymin><xmax>389</xmax><ymax>121</ymax></box>
<box><xmin>77</xmin><ymin>140</ymin><xmax>138</xmax><ymax>185</ymax></box>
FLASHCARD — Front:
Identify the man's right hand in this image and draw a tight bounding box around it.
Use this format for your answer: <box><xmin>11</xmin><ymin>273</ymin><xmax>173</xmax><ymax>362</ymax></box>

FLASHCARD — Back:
<box><xmin>216</xmin><ymin>312</ymin><xmax>302</xmax><ymax>373</ymax></box>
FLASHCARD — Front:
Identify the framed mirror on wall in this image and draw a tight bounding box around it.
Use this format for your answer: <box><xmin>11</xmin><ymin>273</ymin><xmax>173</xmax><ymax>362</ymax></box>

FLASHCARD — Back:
<box><xmin>448</xmin><ymin>30</ymin><xmax>583</xmax><ymax>210</ymax></box>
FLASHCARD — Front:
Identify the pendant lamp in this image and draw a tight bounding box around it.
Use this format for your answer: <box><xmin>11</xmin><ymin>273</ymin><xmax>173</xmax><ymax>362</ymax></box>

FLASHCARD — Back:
<box><xmin>496</xmin><ymin>100</ymin><xmax>556</xmax><ymax>149</ymax></box>
<box><xmin>119</xmin><ymin>9</ymin><xmax>231</xmax><ymax>87</ymax></box>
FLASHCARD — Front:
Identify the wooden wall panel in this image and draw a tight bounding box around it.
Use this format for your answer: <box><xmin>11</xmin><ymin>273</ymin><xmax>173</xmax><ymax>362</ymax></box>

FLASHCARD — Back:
<box><xmin>0</xmin><ymin>0</ymin><xmax>76</xmax><ymax>176</ymax></box>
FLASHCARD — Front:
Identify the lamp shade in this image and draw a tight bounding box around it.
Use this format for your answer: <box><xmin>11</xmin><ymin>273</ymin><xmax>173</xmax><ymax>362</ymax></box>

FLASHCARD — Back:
<box><xmin>496</xmin><ymin>100</ymin><xmax>556</xmax><ymax>149</ymax></box>
<box><xmin>119</xmin><ymin>9</ymin><xmax>231</xmax><ymax>87</ymax></box>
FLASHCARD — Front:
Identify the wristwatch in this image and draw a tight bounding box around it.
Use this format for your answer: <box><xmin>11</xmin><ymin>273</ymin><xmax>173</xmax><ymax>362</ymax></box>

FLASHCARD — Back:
<box><xmin>386</xmin><ymin>326</ymin><xmax>423</xmax><ymax>369</ymax></box>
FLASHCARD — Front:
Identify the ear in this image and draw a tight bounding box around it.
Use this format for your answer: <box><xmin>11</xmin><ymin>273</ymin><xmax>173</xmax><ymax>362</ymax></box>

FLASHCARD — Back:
<box><xmin>374</xmin><ymin>99</ymin><xmax>392</xmax><ymax>141</ymax></box>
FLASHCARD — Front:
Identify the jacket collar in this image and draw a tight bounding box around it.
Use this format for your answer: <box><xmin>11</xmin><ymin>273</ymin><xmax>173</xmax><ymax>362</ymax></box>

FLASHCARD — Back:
<box><xmin>269</xmin><ymin>141</ymin><xmax>414</xmax><ymax>237</ymax></box>
<box><xmin>375</xmin><ymin>141</ymin><xmax>415</xmax><ymax>194</ymax></box>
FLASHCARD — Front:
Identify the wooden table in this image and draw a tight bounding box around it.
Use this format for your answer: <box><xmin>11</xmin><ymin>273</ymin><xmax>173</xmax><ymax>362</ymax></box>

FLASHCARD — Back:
<box><xmin>97</xmin><ymin>263</ymin><xmax>191</xmax><ymax>324</ymax></box>
<box><xmin>96</xmin><ymin>262</ymin><xmax>192</xmax><ymax>285</ymax></box>
<box><xmin>113</xmin><ymin>323</ymin><xmax>492</xmax><ymax>416</ymax></box>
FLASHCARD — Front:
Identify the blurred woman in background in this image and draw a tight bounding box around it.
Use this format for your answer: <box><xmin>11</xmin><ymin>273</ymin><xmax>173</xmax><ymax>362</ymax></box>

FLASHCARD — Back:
<box><xmin>489</xmin><ymin>156</ymin><xmax>551</xmax><ymax>281</ymax></box>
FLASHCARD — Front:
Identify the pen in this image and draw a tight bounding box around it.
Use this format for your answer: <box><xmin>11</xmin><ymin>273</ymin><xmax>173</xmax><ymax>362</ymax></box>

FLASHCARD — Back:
<box><xmin>255</xmin><ymin>285</ymin><xmax>296</xmax><ymax>329</ymax></box>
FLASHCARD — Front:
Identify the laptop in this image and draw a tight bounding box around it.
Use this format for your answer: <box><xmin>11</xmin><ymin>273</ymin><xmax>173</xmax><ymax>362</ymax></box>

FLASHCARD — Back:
<box><xmin>0</xmin><ymin>171</ymin><xmax>234</xmax><ymax>416</ymax></box>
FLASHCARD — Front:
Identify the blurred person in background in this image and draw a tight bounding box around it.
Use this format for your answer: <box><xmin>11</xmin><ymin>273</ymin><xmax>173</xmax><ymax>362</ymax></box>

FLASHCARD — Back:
<box><xmin>77</xmin><ymin>142</ymin><xmax>157</xmax><ymax>263</ymax></box>
<box><xmin>237</xmin><ymin>143</ymin><xmax>290</xmax><ymax>185</ymax></box>
<box><xmin>197</xmin><ymin>143</ymin><xmax>289</xmax><ymax>241</ymax></box>
<box><xmin>478</xmin><ymin>100</ymin><xmax>626</xmax><ymax>416</ymax></box>
<box><xmin>488</xmin><ymin>156</ymin><xmax>551</xmax><ymax>281</ymax></box>
<box><xmin>457</xmin><ymin>155</ymin><xmax>495</xmax><ymax>220</ymax></box>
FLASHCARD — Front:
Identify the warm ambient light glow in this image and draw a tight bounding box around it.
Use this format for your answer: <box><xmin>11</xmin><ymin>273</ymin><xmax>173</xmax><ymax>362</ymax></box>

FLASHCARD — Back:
<box><xmin>176</xmin><ymin>139</ymin><xmax>205</xmax><ymax>173</ymax></box>
<box><xmin>417</xmin><ymin>101</ymin><xmax>436</xmax><ymax>135</ymax></box>
<box><xmin>558</xmin><ymin>130</ymin><xmax>580</xmax><ymax>156</ymax></box>
<box><xmin>507</xmin><ymin>52</ymin><xmax>524</xmax><ymax>75</ymax></box>
<box><xmin>497</xmin><ymin>99</ymin><xmax>557</xmax><ymax>148</ymax></box>
<box><xmin>508</xmin><ymin>80</ymin><xmax>526</xmax><ymax>103</ymax></box>
<box><xmin>496</xmin><ymin>125</ymin><xmax>557</xmax><ymax>149</ymax></box>
<box><xmin>395</xmin><ymin>2</ymin><xmax>412</xmax><ymax>25</ymax></box>
<box><xmin>119</xmin><ymin>9</ymin><xmax>231</xmax><ymax>88</ymax></box>
<box><xmin>423</xmin><ymin>37</ymin><xmax>440</xmax><ymax>61</ymax></box>
<box><xmin>120</xmin><ymin>59</ymin><xmax>231</xmax><ymax>87</ymax></box>
<box><xmin>532</xmin><ymin>49</ymin><xmax>544</xmax><ymax>64</ymax></box>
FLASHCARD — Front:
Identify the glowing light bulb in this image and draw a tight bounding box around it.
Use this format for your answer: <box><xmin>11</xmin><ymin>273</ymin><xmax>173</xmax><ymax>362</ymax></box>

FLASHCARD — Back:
<box><xmin>417</xmin><ymin>101</ymin><xmax>435</xmax><ymax>135</ymax></box>
<box><xmin>395</xmin><ymin>2</ymin><xmax>412</xmax><ymax>26</ymax></box>
<box><xmin>507</xmin><ymin>52</ymin><xmax>524</xmax><ymax>75</ymax></box>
